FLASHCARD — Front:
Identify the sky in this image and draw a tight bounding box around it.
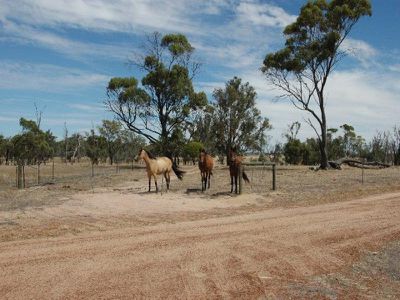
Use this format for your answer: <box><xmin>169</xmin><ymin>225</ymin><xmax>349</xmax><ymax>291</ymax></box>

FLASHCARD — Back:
<box><xmin>0</xmin><ymin>0</ymin><xmax>399</xmax><ymax>144</ymax></box>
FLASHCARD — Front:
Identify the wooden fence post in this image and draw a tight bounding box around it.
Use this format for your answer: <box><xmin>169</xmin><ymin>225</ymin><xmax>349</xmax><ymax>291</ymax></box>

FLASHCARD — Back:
<box><xmin>37</xmin><ymin>163</ymin><xmax>40</xmax><ymax>185</ymax></box>
<box><xmin>272</xmin><ymin>163</ymin><xmax>276</xmax><ymax>191</ymax></box>
<box><xmin>361</xmin><ymin>166</ymin><xmax>364</xmax><ymax>184</ymax></box>
<box><xmin>52</xmin><ymin>158</ymin><xmax>55</xmax><ymax>181</ymax></box>
<box><xmin>17</xmin><ymin>164</ymin><xmax>23</xmax><ymax>189</ymax></box>
<box><xmin>22</xmin><ymin>165</ymin><xmax>26</xmax><ymax>188</ymax></box>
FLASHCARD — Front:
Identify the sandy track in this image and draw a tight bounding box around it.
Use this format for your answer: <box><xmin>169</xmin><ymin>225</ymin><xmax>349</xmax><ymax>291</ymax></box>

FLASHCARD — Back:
<box><xmin>1</xmin><ymin>192</ymin><xmax>400</xmax><ymax>299</ymax></box>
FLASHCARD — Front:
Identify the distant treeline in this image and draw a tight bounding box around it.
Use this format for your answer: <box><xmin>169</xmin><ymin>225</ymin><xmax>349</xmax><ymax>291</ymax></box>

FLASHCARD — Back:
<box><xmin>1</xmin><ymin>118</ymin><xmax>399</xmax><ymax>167</ymax></box>
<box><xmin>268</xmin><ymin>123</ymin><xmax>400</xmax><ymax>166</ymax></box>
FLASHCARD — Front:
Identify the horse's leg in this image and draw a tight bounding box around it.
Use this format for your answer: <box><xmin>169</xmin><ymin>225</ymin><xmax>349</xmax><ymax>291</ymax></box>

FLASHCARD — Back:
<box><xmin>230</xmin><ymin>175</ymin><xmax>233</xmax><ymax>193</ymax></box>
<box><xmin>148</xmin><ymin>175</ymin><xmax>151</xmax><ymax>192</ymax></box>
<box><xmin>235</xmin><ymin>174</ymin><xmax>238</xmax><ymax>194</ymax></box>
<box><xmin>154</xmin><ymin>175</ymin><xmax>158</xmax><ymax>193</ymax></box>
<box><xmin>207</xmin><ymin>172</ymin><xmax>211</xmax><ymax>189</ymax></box>
<box><xmin>164</xmin><ymin>172</ymin><xmax>170</xmax><ymax>190</ymax></box>
<box><xmin>153</xmin><ymin>175</ymin><xmax>158</xmax><ymax>193</ymax></box>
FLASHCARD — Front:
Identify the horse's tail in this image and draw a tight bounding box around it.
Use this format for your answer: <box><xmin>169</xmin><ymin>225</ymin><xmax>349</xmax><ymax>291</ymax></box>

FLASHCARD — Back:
<box><xmin>172</xmin><ymin>163</ymin><xmax>185</xmax><ymax>180</ymax></box>
<box><xmin>242</xmin><ymin>171</ymin><xmax>250</xmax><ymax>183</ymax></box>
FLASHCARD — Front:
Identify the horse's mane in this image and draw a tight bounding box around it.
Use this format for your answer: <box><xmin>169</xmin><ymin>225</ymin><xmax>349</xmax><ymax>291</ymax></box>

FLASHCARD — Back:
<box><xmin>144</xmin><ymin>149</ymin><xmax>156</xmax><ymax>159</ymax></box>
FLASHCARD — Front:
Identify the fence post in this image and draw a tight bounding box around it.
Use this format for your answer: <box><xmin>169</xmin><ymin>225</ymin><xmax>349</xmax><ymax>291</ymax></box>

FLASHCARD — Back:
<box><xmin>37</xmin><ymin>163</ymin><xmax>40</xmax><ymax>185</ymax></box>
<box><xmin>361</xmin><ymin>166</ymin><xmax>364</xmax><ymax>184</ymax></box>
<box><xmin>22</xmin><ymin>165</ymin><xmax>26</xmax><ymax>188</ymax></box>
<box><xmin>17</xmin><ymin>164</ymin><xmax>23</xmax><ymax>189</ymax></box>
<box><xmin>272</xmin><ymin>163</ymin><xmax>276</xmax><ymax>191</ymax></box>
<box><xmin>52</xmin><ymin>159</ymin><xmax>55</xmax><ymax>181</ymax></box>
<box><xmin>239</xmin><ymin>165</ymin><xmax>243</xmax><ymax>194</ymax></box>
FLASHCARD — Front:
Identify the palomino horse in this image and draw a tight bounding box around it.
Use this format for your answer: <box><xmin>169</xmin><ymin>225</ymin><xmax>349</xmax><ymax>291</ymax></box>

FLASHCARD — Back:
<box><xmin>198</xmin><ymin>149</ymin><xmax>214</xmax><ymax>191</ymax></box>
<box><xmin>136</xmin><ymin>149</ymin><xmax>185</xmax><ymax>192</ymax></box>
<box><xmin>229</xmin><ymin>147</ymin><xmax>250</xmax><ymax>194</ymax></box>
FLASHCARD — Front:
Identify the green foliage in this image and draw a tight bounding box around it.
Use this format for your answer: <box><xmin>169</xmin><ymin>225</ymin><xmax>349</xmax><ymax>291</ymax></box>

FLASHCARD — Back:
<box><xmin>11</xmin><ymin>118</ymin><xmax>54</xmax><ymax>165</ymax></box>
<box><xmin>85</xmin><ymin>130</ymin><xmax>107</xmax><ymax>165</ymax></box>
<box><xmin>284</xmin><ymin>139</ymin><xmax>305</xmax><ymax>165</ymax></box>
<box><xmin>98</xmin><ymin>120</ymin><xmax>123</xmax><ymax>164</ymax></box>
<box><xmin>182</xmin><ymin>141</ymin><xmax>204</xmax><ymax>163</ymax></box>
<box><xmin>211</xmin><ymin>77</ymin><xmax>272</xmax><ymax>159</ymax></box>
<box><xmin>262</xmin><ymin>0</ymin><xmax>371</xmax><ymax>169</ymax></box>
<box><xmin>106</xmin><ymin>32</ymin><xmax>206</xmax><ymax>155</ymax></box>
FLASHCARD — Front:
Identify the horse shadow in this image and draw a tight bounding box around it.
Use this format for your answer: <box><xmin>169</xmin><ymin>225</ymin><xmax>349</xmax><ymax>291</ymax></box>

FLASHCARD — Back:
<box><xmin>210</xmin><ymin>191</ymin><xmax>238</xmax><ymax>198</ymax></box>
<box><xmin>185</xmin><ymin>188</ymin><xmax>202</xmax><ymax>194</ymax></box>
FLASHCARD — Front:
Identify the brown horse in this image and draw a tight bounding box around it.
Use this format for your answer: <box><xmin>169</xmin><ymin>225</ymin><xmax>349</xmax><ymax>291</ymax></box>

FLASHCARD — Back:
<box><xmin>198</xmin><ymin>149</ymin><xmax>214</xmax><ymax>191</ymax></box>
<box><xmin>229</xmin><ymin>147</ymin><xmax>250</xmax><ymax>194</ymax></box>
<box><xmin>136</xmin><ymin>149</ymin><xmax>184</xmax><ymax>192</ymax></box>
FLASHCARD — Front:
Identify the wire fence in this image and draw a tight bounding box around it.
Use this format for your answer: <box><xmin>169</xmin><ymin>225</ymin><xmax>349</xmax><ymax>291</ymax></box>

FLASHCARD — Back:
<box><xmin>0</xmin><ymin>160</ymin><xmax>146</xmax><ymax>190</ymax></box>
<box><xmin>1</xmin><ymin>160</ymin><xmax>399</xmax><ymax>196</ymax></box>
<box><xmin>240</xmin><ymin>163</ymin><xmax>276</xmax><ymax>194</ymax></box>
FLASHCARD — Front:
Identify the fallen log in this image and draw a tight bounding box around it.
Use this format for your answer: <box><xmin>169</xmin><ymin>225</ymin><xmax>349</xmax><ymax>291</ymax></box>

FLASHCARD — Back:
<box><xmin>328</xmin><ymin>158</ymin><xmax>390</xmax><ymax>170</ymax></box>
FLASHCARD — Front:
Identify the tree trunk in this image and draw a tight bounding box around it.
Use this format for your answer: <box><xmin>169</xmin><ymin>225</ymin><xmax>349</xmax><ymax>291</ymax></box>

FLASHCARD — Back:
<box><xmin>319</xmin><ymin>95</ymin><xmax>328</xmax><ymax>169</ymax></box>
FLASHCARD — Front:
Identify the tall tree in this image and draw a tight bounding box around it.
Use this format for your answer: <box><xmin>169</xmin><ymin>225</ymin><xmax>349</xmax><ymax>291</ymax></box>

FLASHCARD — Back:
<box><xmin>211</xmin><ymin>77</ymin><xmax>271</xmax><ymax>161</ymax></box>
<box><xmin>85</xmin><ymin>129</ymin><xmax>107</xmax><ymax>176</ymax></box>
<box><xmin>98</xmin><ymin>120</ymin><xmax>122</xmax><ymax>165</ymax></box>
<box><xmin>262</xmin><ymin>0</ymin><xmax>371</xmax><ymax>169</ymax></box>
<box><xmin>105</xmin><ymin>32</ymin><xmax>207</xmax><ymax>156</ymax></box>
<box><xmin>11</xmin><ymin>118</ymin><xmax>54</xmax><ymax>166</ymax></box>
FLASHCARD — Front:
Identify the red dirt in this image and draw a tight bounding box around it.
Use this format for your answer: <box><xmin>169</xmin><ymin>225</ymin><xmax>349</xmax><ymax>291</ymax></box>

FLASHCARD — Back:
<box><xmin>1</xmin><ymin>192</ymin><xmax>400</xmax><ymax>299</ymax></box>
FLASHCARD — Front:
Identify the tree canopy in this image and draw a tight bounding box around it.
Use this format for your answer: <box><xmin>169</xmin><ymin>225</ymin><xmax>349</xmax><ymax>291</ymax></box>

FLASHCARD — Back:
<box><xmin>211</xmin><ymin>77</ymin><xmax>271</xmax><ymax>160</ymax></box>
<box><xmin>262</xmin><ymin>0</ymin><xmax>371</xmax><ymax>169</ymax></box>
<box><xmin>106</xmin><ymin>32</ymin><xmax>207</xmax><ymax>156</ymax></box>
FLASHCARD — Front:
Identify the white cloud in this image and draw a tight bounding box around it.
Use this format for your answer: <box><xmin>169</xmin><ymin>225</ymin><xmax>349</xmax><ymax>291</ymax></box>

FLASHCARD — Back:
<box><xmin>236</xmin><ymin>2</ymin><xmax>296</xmax><ymax>28</ymax></box>
<box><xmin>0</xmin><ymin>61</ymin><xmax>109</xmax><ymax>91</ymax></box>
<box><xmin>341</xmin><ymin>38</ymin><xmax>379</xmax><ymax>66</ymax></box>
<box><xmin>69</xmin><ymin>103</ymin><xmax>105</xmax><ymax>112</ymax></box>
<box><xmin>0</xmin><ymin>0</ymin><xmax>199</xmax><ymax>34</ymax></box>
<box><xmin>0</xmin><ymin>20</ymin><xmax>133</xmax><ymax>60</ymax></box>
<box><xmin>254</xmin><ymin>68</ymin><xmax>400</xmax><ymax>141</ymax></box>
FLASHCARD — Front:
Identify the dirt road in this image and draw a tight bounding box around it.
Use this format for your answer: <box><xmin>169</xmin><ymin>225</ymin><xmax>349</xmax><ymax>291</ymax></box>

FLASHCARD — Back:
<box><xmin>1</xmin><ymin>192</ymin><xmax>400</xmax><ymax>299</ymax></box>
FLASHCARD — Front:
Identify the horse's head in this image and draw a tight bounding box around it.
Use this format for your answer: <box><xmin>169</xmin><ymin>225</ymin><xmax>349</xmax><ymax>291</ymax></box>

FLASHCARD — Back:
<box><xmin>135</xmin><ymin>148</ymin><xmax>145</xmax><ymax>162</ymax></box>
<box><xmin>199</xmin><ymin>148</ymin><xmax>206</xmax><ymax>163</ymax></box>
<box><xmin>229</xmin><ymin>147</ymin><xmax>238</xmax><ymax>165</ymax></box>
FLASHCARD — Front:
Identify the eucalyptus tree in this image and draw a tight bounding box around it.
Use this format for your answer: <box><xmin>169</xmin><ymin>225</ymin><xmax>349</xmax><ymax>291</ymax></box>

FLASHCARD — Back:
<box><xmin>211</xmin><ymin>77</ymin><xmax>271</xmax><ymax>162</ymax></box>
<box><xmin>105</xmin><ymin>32</ymin><xmax>207</xmax><ymax>156</ymax></box>
<box><xmin>98</xmin><ymin>120</ymin><xmax>123</xmax><ymax>165</ymax></box>
<box><xmin>262</xmin><ymin>0</ymin><xmax>371</xmax><ymax>169</ymax></box>
<box><xmin>85</xmin><ymin>129</ymin><xmax>107</xmax><ymax>176</ymax></box>
<box><xmin>12</xmin><ymin>118</ymin><xmax>54</xmax><ymax>165</ymax></box>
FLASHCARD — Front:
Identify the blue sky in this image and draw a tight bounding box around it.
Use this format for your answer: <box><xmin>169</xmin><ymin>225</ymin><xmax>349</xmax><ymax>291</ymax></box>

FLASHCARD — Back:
<box><xmin>0</xmin><ymin>0</ymin><xmax>399</xmax><ymax>143</ymax></box>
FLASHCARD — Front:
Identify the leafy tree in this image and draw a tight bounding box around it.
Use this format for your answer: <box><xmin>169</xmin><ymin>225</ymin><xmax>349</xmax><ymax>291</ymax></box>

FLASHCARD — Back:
<box><xmin>12</xmin><ymin>118</ymin><xmax>54</xmax><ymax>166</ymax></box>
<box><xmin>186</xmin><ymin>105</ymin><xmax>215</xmax><ymax>152</ymax></box>
<box><xmin>118</xmin><ymin>130</ymin><xmax>147</xmax><ymax>164</ymax></box>
<box><xmin>284</xmin><ymin>139</ymin><xmax>305</xmax><ymax>165</ymax></box>
<box><xmin>303</xmin><ymin>138</ymin><xmax>321</xmax><ymax>165</ymax></box>
<box><xmin>85</xmin><ymin>130</ymin><xmax>107</xmax><ymax>175</ymax></box>
<box><xmin>182</xmin><ymin>141</ymin><xmax>204</xmax><ymax>164</ymax></box>
<box><xmin>0</xmin><ymin>135</ymin><xmax>5</xmax><ymax>164</ymax></box>
<box><xmin>98</xmin><ymin>120</ymin><xmax>123</xmax><ymax>165</ymax></box>
<box><xmin>262</xmin><ymin>0</ymin><xmax>371</xmax><ymax>169</ymax></box>
<box><xmin>393</xmin><ymin>126</ymin><xmax>400</xmax><ymax>165</ymax></box>
<box><xmin>211</xmin><ymin>77</ymin><xmax>271</xmax><ymax>162</ymax></box>
<box><xmin>283</xmin><ymin>122</ymin><xmax>307</xmax><ymax>164</ymax></box>
<box><xmin>105</xmin><ymin>32</ymin><xmax>207</xmax><ymax>156</ymax></box>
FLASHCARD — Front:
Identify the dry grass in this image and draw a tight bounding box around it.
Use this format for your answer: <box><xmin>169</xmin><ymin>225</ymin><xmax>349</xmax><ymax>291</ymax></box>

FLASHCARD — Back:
<box><xmin>1</xmin><ymin>161</ymin><xmax>399</xmax><ymax>212</ymax></box>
